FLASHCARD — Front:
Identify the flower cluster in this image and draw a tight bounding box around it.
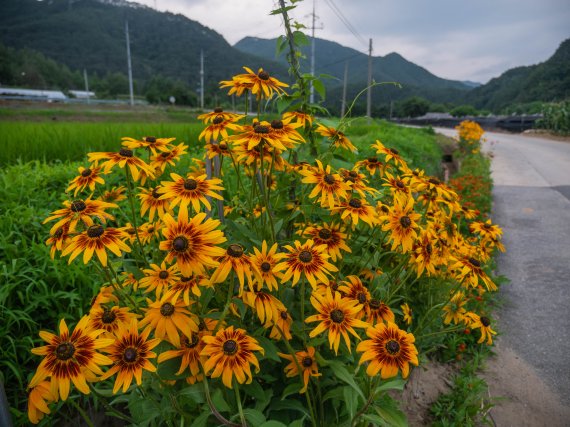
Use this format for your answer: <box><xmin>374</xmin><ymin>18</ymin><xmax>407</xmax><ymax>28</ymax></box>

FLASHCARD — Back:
<box><xmin>29</xmin><ymin>67</ymin><xmax>503</xmax><ymax>425</ymax></box>
<box><xmin>455</xmin><ymin>120</ymin><xmax>485</xmax><ymax>153</ymax></box>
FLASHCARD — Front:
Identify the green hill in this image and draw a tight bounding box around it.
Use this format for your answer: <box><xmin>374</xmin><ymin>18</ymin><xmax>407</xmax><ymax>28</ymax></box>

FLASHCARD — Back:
<box><xmin>0</xmin><ymin>0</ymin><xmax>288</xmax><ymax>93</ymax></box>
<box><xmin>467</xmin><ymin>39</ymin><xmax>570</xmax><ymax>111</ymax></box>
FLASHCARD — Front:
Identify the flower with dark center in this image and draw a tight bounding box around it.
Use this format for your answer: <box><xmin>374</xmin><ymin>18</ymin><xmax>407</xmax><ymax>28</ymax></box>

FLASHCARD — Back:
<box><xmin>87</xmin><ymin>225</ymin><xmax>104</xmax><ymax>238</ymax></box>
<box><xmin>390</xmin><ymin>148</ymin><xmax>399</xmax><ymax>155</ymax></box>
<box><xmin>81</xmin><ymin>168</ymin><xmax>92</xmax><ymax>177</ymax></box>
<box><xmin>151</xmin><ymin>187</ymin><xmax>161</xmax><ymax>199</ymax></box>
<box><xmin>324</xmin><ymin>174</ymin><xmax>336</xmax><ymax>185</ymax></box>
<box><xmin>145</xmin><ymin>136</ymin><xmax>157</xmax><ymax>143</ymax></box>
<box><xmin>184</xmin><ymin>179</ymin><xmax>198</xmax><ymax>190</ymax></box>
<box><xmin>357</xmin><ymin>292</ymin><xmax>368</xmax><ymax>304</ymax></box>
<box><xmin>198</xmin><ymin>318</ymin><xmax>207</xmax><ymax>331</ymax></box>
<box><xmin>214</xmin><ymin>107</ymin><xmax>223</xmax><ymax>113</ymax></box>
<box><xmin>123</xmin><ymin>347</ymin><xmax>138</xmax><ymax>363</ymax></box>
<box><xmin>280</xmin><ymin>311</ymin><xmax>289</xmax><ymax>320</ymax></box>
<box><xmin>201</xmin><ymin>325</ymin><xmax>264</xmax><ymax>388</ymax></box>
<box><xmin>428</xmin><ymin>178</ymin><xmax>440</xmax><ymax>185</ymax></box>
<box><xmin>212</xmin><ymin>116</ymin><xmax>224</xmax><ymax>125</ymax></box>
<box><xmin>330</xmin><ymin>309</ymin><xmax>345</xmax><ymax>323</ymax></box>
<box><xmin>254</xmin><ymin>124</ymin><xmax>269</xmax><ymax>134</ymax></box>
<box><xmin>399</xmin><ymin>216</ymin><xmax>412</xmax><ymax>228</ymax></box>
<box><xmin>258</xmin><ymin>70</ymin><xmax>270</xmax><ymax>80</ymax></box>
<box><xmin>223</xmin><ymin>339</ymin><xmax>238</xmax><ymax>355</ymax></box>
<box><xmin>469</xmin><ymin>258</ymin><xmax>481</xmax><ymax>268</ymax></box>
<box><xmin>369</xmin><ymin>299</ymin><xmax>381</xmax><ymax>309</ymax></box>
<box><xmin>158</xmin><ymin>271</ymin><xmax>169</xmax><ymax>280</ymax></box>
<box><xmin>172</xmin><ymin>236</ymin><xmax>189</xmax><ymax>252</ymax></box>
<box><xmin>299</xmin><ymin>250</ymin><xmax>313</xmax><ymax>263</ymax></box>
<box><xmin>480</xmin><ymin>316</ymin><xmax>491</xmax><ymax>327</ymax></box>
<box><xmin>302</xmin><ymin>357</ymin><xmax>313</xmax><ymax>367</ymax></box>
<box><xmin>227</xmin><ymin>244</ymin><xmax>244</xmax><ymax>258</ymax></box>
<box><xmin>356</xmin><ymin>321</ymin><xmax>418</xmax><ymax>379</ymax></box>
<box><xmin>261</xmin><ymin>262</ymin><xmax>271</xmax><ymax>272</ymax></box>
<box><xmin>160</xmin><ymin>303</ymin><xmax>175</xmax><ymax>317</ymax></box>
<box><xmin>161</xmin><ymin>152</ymin><xmax>170</xmax><ymax>158</ymax></box>
<box><xmin>219</xmin><ymin>142</ymin><xmax>228</xmax><ymax>150</ymax></box>
<box><xmin>349</xmin><ymin>171</ymin><xmax>358</xmax><ymax>178</ymax></box>
<box><xmin>318</xmin><ymin>228</ymin><xmax>332</xmax><ymax>240</ymax></box>
<box><xmin>271</xmin><ymin>119</ymin><xmax>284</xmax><ymax>129</ymax></box>
<box><xmin>426</xmin><ymin>243</ymin><xmax>432</xmax><ymax>254</ymax></box>
<box><xmin>385</xmin><ymin>340</ymin><xmax>400</xmax><ymax>355</ymax></box>
<box><xmin>101</xmin><ymin>309</ymin><xmax>117</xmax><ymax>324</ymax></box>
<box><xmin>54</xmin><ymin>227</ymin><xmax>64</xmax><ymax>238</ymax></box>
<box><xmin>70</xmin><ymin>200</ymin><xmax>86</xmax><ymax>212</ymax></box>
<box><xmin>349</xmin><ymin>198</ymin><xmax>362</xmax><ymax>208</ymax></box>
<box><xmin>367</xmin><ymin>157</ymin><xmax>379</xmax><ymax>163</ymax></box>
<box><xmin>55</xmin><ymin>342</ymin><xmax>75</xmax><ymax>361</ymax></box>
<box><xmin>119</xmin><ymin>148</ymin><xmax>133</xmax><ymax>158</ymax></box>
<box><xmin>183</xmin><ymin>335</ymin><xmax>200</xmax><ymax>348</ymax></box>
<box><xmin>396</xmin><ymin>180</ymin><xmax>405</xmax><ymax>189</ymax></box>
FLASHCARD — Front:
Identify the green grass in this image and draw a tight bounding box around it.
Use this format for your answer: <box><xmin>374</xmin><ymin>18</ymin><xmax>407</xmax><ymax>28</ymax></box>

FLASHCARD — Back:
<box><xmin>0</xmin><ymin>122</ymin><xmax>204</xmax><ymax>165</ymax></box>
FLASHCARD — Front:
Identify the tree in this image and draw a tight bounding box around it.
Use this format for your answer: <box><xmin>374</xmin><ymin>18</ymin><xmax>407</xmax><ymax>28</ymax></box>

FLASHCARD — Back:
<box><xmin>397</xmin><ymin>96</ymin><xmax>430</xmax><ymax>118</ymax></box>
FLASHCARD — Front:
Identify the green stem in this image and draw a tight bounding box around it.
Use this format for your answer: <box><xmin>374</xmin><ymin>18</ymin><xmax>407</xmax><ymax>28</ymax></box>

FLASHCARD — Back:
<box><xmin>214</xmin><ymin>272</ymin><xmax>235</xmax><ymax>332</ymax></box>
<box><xmin>124</xmin><ymin>167</ymin><xmax>148</xmax><ymax>267</ymax></box>
<box><xmin>68</xmin><ymin>398</ymin><xmax>95</xmax><ymax>427</ymax></box>
<box><xmin>202</xmin><ymin>376</ymin><xmax>241</xmax><ymax>427</ymax></box>
<box><xmin>234</xmin><ymin>383</ymin><xmax>247</xmax><ymax>427</ymax></box>
<box><xmin>88</xmin><ymin>385</ymin><xmax>136</xmax><ymax>424</ymax></box>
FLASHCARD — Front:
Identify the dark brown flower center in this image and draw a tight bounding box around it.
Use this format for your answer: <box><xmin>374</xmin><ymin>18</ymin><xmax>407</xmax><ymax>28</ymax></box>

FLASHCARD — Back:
<box><xmin>254</xmin><ymin>124</ymin><xmax>269</xmax><ymax>134</ymax></box>
<box><xmin>302</xmin><ymin>357</ymin><xmax>313</xmax><ymax>367</ymax></box>
<box><xmin>429</xmin><ymin>178</ymin><xmax>440</xmax><ymax>185</ymax></box>
<box><xmin>258</xmin><ymin>70</ymin><xmax>270</xmax><ymax>80</ymax></box>
<box><xmin>299</xmin><ymin>250</ymin><xmax>313</xmax><ymax>263</ymax></box>
<box><xmin>480</xmin><ymin>316</ymin><xmax>491</xmax><ymax>327</ymax></box>
<box><xmin>54</xmin><ymin>227</ymin><xmax>64</xmax><ymax>238</ymax></box>
<box><xmin>390</xmin><ymin>148</ymin><xmax>399</xmax><ymax>155</ymax></box>
<box><xmin>385</xmin><ymin>340</ymin><xmax>400</xmax><ymax>355</ymax></box>
<box><xmin>280</xmin><ymin>311</ymin><xmax>288</xmax><ymax>320</ymax></box>
<box><xmin>173</xmin><ymin>236</ymin><xmax>189</xmax><ymax>252</ymax></box>
<box><xmin>87</xmin><ymin>225</ymin><xmax>104</xmax><ymax>238</ymax></box>
<box><xmin>395</xmin><ymin>180</ymin><xmax>405</xmax><ymax>189</ymax></box>
<box><xmin>426</xmin><ymin>243</ymin><xmax>432</xmax><ymax>254</ymax></box>
<box><xmin>119</xmin><ymin>148</ymin><xmax>133</xmax><ymax>157</ymax></box>
<box><xmin>469</xmin><ymin>258</ymin><xmax>481</xmax><ymax>268</ymax></box>
<box><xmin>183</xmin><ymin>334</ymin><xmax>200</xmax><ymax>348</ymax></box>
<box><xmin>324</xmin><ymin>174</ymin><xmax>336</xmax><ymax>185</ymax></box>
<box><xmin>158</xmin><ymin>271</ymin><xmax>169</xmax><ymax>280</ymax></box>
<box><xmin>223</xmin><ymin>339</ymin><xmax>238</xmax><ymax>355</ymax></box>
<box><xmin>219</xmin><ymin>142</ymin><xmax>228</xmax><ymax>150</ymax></box>
<box><xmin>227</xmin><ymin>244</ymin><xmax>244</xmax><ymax>258</ymax></box>
<box><xmin>145</xmin><ymin>136</ymin><xmax>157</xmax><ymax>143</ymax></box>
<box><xmin>161</xmin><ymin>152</ymin><xmax>171</xmax><ymax>158</ymax></box>
<box><xmin>160</xmin><ymin>303</ymin><xmax>175</xmax><ymax>317</ymax></box>
<box><xmin>271</xmin><ymin>120</ymin><xmax>284</xmax><ymax>129</ymax></box>
<box><xmin>357</xmin><ymin>292</ymin><xmax>367</xmax><ymax>304</ymax></box>
<box><xmin>318</xmin><ymin>228</ymin><xmax>332</xmax><ymax>240</ymax></box>
<box><xmin>261</xmin><ymin>262</ymin><xmax>271</xmax><ymax>272</ymax></box>
<box><xmin>123</xmin><ymin>347</ymin><xmax>138</xmax><ymax>363</ymax></box>
<box><xmin>81</xmin><ymin>168</ymin><xmax>92</xmax><ymax>177</ymax></box>
<box><xmin>184</xmin><ymin>179</ymin><xmax>198</xmax><ymax>190</ymax></box>
<box><xmin>349</xmin><ymin>198</ymin><xmax>362</xmax><ymax>209</ymax></box>
<box><xmin>55</xmin><ymin>342</ymin><xmax>75</xmax><ymax>360</ymax></box>
<box><xmin>70</xmin><ymin>200</ymin><xmax>86</xmax><ymax>212</ymax></box>
<box><xmin>152</xmin><ymin>187</ymin><xmax>161</xmax><ymax>198</ymax></box>
<box><xmin>331</xmin><ymin>281</ymin><xmax>339</xmax><ymax>292</ymax></box>
<box><xmin>198</xmin><ymin>318</ymin><xmax>207</xmax><ymax>331</ymax></box>
<box><xmin>330</xmin><ymin>309</ymin><xmax>345</xmax><ymax>324</ymax></box>
<box><xmin>369</xmin><ymin>299</ymin><xmax>381</xmax><ymax>309</ymax></box>
<box><xmin>400</xmin><ymin>216</ymin><xmax>412</xmax><ymax>228</ymax></box>
<box><xmin>101</xmin><ymin>309</ymin><xmax>117</xmax><ymax>324</ymax></box>
<box><xmin>367</xmin><ymin>157</ymin><xmax>379</xmax><ymax>164</ymax></box>
<box><xmin>214</xmin><ymin>107</ymin><xmax>223</xmax><ymax>113</ymax></box>
<box><xmin>213</xmin><ymin>116</ymin><xmax>224</xmax><ymax>125</ymax></box>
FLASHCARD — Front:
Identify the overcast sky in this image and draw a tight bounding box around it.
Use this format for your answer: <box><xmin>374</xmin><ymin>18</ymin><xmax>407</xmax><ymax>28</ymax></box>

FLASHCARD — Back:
<box><xmin>134</xmin><ymin>0</ymin><xmax>570</xmax><ymax>83</ymax></box>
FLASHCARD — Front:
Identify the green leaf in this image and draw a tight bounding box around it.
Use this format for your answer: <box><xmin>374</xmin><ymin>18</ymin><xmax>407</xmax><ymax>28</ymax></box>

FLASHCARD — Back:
<box><xmin>257</xmin><ymin>336</ymin><xmax>282</xmax><ymax>362</ymax></box>
<box><xmin>243</xmin><ymin>408</ymin><xmax>266</xmax><ymax>425</ymax></box>
<box><xmin>328</xmin><ymin>361</ymin><xmax>366</xmax><ymax>401</ymax></box>
<box><xmin>289</xmin><ymin>418</ymin><xmax>307</xmax><ymax>427</ymax></box>
<box><xmin>242</xmin><ymin>380</ymin><xmax>266</xmax><ymax>401</ymax></box>
<box><xmin>211</xmin><ymin>388</ymin><xmax>231</xmax><ymax>413</ymax></box>
<box><xmin>313</xmin><ymin>79</ymin><xmax>326</xmax><ymax>100</ymax></box>
<box><xmin>156</xmin><ymin>355</ymin><xmax>185</xmax><ymax>381</ymax></box>
<box><xmin>374</xmin><ymin>403</ymin><xmax>408</xmax><ymax>427</ymax></box>
<box><xmin>293</xmin><ymin>31</ymin><xmax>309</xmax><ymax>47</ymax></box>
<box><xmin>275</xmin><ymin>36</ymin><xmax>288</xmax><ymax>57</ymax></box>
<box><xmin>270</xmin><ymin>5</ymin><xmax>296</xmax><ymax>15</ymax></box>
<box><xmin>276</xmin><ymin>95</ymin><xmax>294</xmax><ymax>114</ymax></box>
<box><xmin>270</xmin><ymin>399</ymin><xmax>310</xmax><ymax>417</ymax></box>
<box><xmin>322</xmin><ymin>387</ymin><xmax>344</xmax><ymax>403</ymax></box>
<box><xmin>343</xmin><ymin>385</ymin><xmax>358</xmax><ymax>420</ymax></box>
<box><xmin>281</xmin><ymin>382</ymin><xmax>302</xmax><ymax>400</ymax></box>
<box><xmin>177</xmin><ymin>383</ymin><xmax>205</xmax><ymax>404</ymax></box>
<box><xmin>376</xmin><ymin>377</ymin><xmax>407</xmax><ymax>393</ymax></box>
<box><xmin>190</xmin><ymin>411</ymin><xmax>211</xmax><ymax>427</ymax></box>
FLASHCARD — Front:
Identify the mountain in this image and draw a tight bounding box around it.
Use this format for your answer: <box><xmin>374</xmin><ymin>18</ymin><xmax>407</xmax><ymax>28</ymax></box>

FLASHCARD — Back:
<box><xmin>467</xmin><ymin>39</ymin><xmax>570</xmax><ymax>111</ymax></box>
<box><xmin>234</xmin><ymin>36</ymin><xmax>471</xmax><ymax>91</ymax></box>
<box><xmin>0</xmin><ymin>0</ymin><xmax>288</xmax><ymax>92</ymax></box>
<box><xmin>461</xmin><ymin>81</ymin><xmax>482</xmax><ymax>88</ymax></box>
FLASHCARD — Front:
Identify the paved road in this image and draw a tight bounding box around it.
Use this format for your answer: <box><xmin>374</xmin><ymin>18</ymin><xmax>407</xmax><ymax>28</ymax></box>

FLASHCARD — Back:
<box><xmin>436</xmin><ymin>128</ymin><xmax>570</xmax><ymax>405</ymax></box>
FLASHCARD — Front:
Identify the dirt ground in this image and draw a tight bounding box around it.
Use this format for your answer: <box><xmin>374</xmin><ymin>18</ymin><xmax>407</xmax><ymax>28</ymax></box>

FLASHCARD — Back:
<box><xmin>400</xmin><ymin>341</ymin><xmax>570</xmax><ymax>426</ymax></box>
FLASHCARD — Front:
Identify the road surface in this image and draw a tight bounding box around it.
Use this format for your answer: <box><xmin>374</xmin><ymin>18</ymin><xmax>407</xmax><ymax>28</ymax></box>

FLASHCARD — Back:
<box><xmin>436</xmin><ymin>128</ymin><xmax>570</xmax><ymax>406</ymax></box>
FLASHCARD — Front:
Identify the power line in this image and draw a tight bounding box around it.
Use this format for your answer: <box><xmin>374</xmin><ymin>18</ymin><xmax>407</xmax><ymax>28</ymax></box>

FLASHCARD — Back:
<box><xmin>323</xmin><ymin>0</ymin><xmax>367</xmax><ymax>47</ymax></box>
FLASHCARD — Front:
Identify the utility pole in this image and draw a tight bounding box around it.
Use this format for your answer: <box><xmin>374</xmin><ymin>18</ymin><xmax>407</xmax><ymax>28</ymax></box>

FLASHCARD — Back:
<box><xmin>200</xmin><ymin>49</ymin><xmax>204</xmax><ymax>109</ymax></box>
<box><xmin>309</xmin><ymin>0</ymin><xmax>316</xmax><ymax>104</ymax></box>
<box><xmin>341</xmin><ymin>61</ymin><xmax>348</xmax><ymax>117</ymax></box>
<box><xmin>83</xmin><ymin>69</ymin><xmax>90</xmax><ymax>105</ymax></box>
<box><xmin>125</xmin><ymin>20</ymin><xmax>134</xmax><ymax>107</ymax></box>
<box><xmin>366</xmin><ymin>38</ymin><xmax>373</xmax><ymax>118</ymax></box>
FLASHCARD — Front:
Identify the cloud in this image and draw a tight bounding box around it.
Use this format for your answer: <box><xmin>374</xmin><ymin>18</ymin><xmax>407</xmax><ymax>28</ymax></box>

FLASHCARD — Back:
<box><xmin>134</xmin><ymin>0</ymin><xmax>570</xmax><ymax>83</ymax></box>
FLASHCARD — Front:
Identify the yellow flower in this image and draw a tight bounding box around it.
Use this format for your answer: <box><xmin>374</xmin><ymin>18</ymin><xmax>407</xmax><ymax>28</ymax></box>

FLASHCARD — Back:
<box><xmin>66</xmin><ymin>165</ymin><xmax>105</xmax><ymax>196</ymax></box>
<box><xmin>316</xmin><ymin>124</ymin><xmax>357</xmax><ymax>152</ymax></box>
<box><xmin>357</xmin><ymin>321</ymin><xmax>418</xmax><ymax>378</ymax></box>
<box><xmin>210</xmin><ymin>244</ymin><xmax>256</xmax><ymax>294</ymax></box>
<box><xmin>61</xmin><ymin>224</ymin><xmax>130</xmax><ymax>267</ymax></box>
<box><xmin>277</xmin><ymin>347</ymin><xmax>321</xmax><ymax>393</ymax></box>
<box><xmin>401</xmin><ymin>303</ymin><xmax>413</xmax><ymax>325</ymax></box>
<box><xmin>464</xmin><ymin>312</ymin><xmax>496</xmax><ymax>345</ymax></box>
<box><xmin>159</xmin><ymin>173</ymin><xmax>224</xmax><ymax>213</ymax></box>
<box><xmin>298</xmin><ymin>160</ymin><xmax>350</xmax><ymax>210</ymax></box>
<box><xmin>380</xmin><ymin>197</ymin><xmax>421</xmax><ymax>253</ymax></box>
